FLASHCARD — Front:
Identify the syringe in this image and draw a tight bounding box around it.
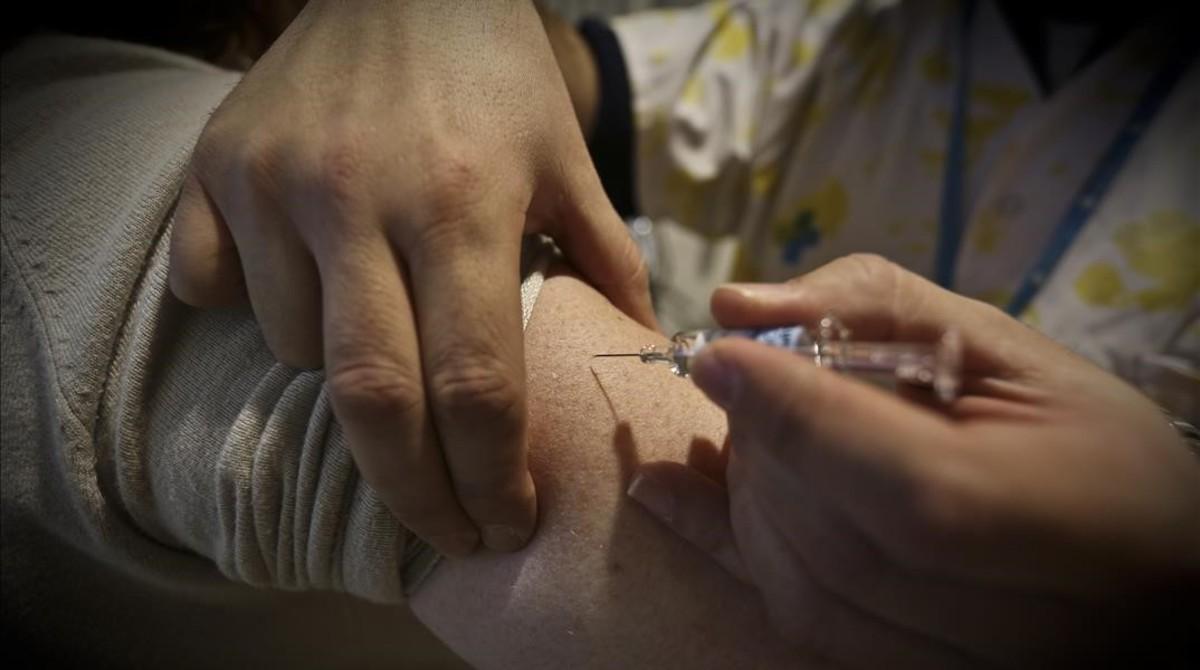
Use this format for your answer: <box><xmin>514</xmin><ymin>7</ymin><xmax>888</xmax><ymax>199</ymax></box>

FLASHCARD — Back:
<box><xmin>593</xmin><ymin>316</ymin><xmax>962</xmax><ymax>402</ymax></box>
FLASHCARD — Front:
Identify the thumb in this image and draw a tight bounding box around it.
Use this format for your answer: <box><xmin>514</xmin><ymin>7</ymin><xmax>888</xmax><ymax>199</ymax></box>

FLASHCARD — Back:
<box><xmin>544</xmin><ymin>164</ymin><xmax>658</xmax><ymax>330</ymax></box>
<box><xmin>688</xmin><ymin>339</ymin><xmax>955</xmax><ymax>518</ymax></box>
<box><xmin>627</xmin><ymin>461</ymin><xmax>749</xmax><ymax>581</ymax></box>
<box><xmin>710</xmin><ymin>254</ymin><xmax>1045</xmax><ymax>376</ymax></box>
<box><xmin>169</xmin><ymin>172</ymin><xmax>246</xmax><ymax>307</ymax></box>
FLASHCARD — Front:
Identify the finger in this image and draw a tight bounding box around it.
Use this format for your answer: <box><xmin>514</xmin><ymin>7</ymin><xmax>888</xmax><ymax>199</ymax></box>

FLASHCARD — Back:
<box><xmin>792</xmin><ymin>504</ymin><xmax>1129</xmax><ymax>668</ymax></box>
<box><xmin>685</xmin><ymin>434</ymin><xmax>730</xmax><ymax>486</ymax></box>
<box><xmin>407</xmin><ymin>228</ymin><xmax>536</xmax><ymax>552</ymax></box>
<box><xmin>689</xmin><ymin>338</ymin><xmax>960</xmax><ymax>556</ymax></box>
<box><xmin>709</xmin><ymin>254</ymin><xmax>1045</xmax><ymax>374</ymax></box>
<box><xmin>320</xmin><ymin>231</ymin><xmax>479</xmax><ymax>557</ymax></box>
<box><xmin>168</xmin><ymin>172</ymin><xmax>246</xmax><ymax>306</ymax></box>
<box><xmin>542</xmin><ymin>160</ymin><xmax>658</xmax><ymax>331</ymax></box>
<box><xmin>629</xmin><ymin>462</ymin><xmax>976</xmax><ymax>666</ymax></box>
<box><xmin>700</xmin><ymin>339</ymin><xmax>1104</xmax><ymax>602</ymax></box>
<box><xmin>238</xmin><ymin>223</ymin><xmax>325</xmax><ymax>368</ymax></box>
<box><xmin>759</xmin><ymin>549</ymin><xmax>976</xmax><ymax>669</ymax></box>
<box><xmin>627</xmin><ymin>461</ymin><xmax>749</xmax><ymax>581</ymax></box>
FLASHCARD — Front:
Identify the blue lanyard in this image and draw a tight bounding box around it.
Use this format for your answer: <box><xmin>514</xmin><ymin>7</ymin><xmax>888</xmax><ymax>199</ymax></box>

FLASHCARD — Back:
<box><xmin>933</xmin><ymin>1</ymin><xmax>1195</xmax><ymax>316</ymax></box>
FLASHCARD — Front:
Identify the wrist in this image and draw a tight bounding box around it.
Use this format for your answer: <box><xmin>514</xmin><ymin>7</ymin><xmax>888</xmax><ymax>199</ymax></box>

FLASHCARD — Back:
<box><xmin>537</xmin><ymin>4</ymin><xmax>600</xmax><ymax>138</ymax></box>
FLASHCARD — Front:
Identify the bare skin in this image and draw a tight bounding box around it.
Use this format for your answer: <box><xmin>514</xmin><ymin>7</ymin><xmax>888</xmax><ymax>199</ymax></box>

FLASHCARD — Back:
<box><xmin>410</xmin><ymin>269</ymin><xmax>819</xmax><ymax>668</ymax></box>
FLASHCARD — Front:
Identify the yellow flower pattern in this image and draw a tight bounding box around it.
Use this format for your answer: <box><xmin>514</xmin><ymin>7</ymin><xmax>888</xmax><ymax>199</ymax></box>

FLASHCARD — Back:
<box><xmin>617</xmin><ymin>0</ymin><xmax>1195</xmax><ymax>364</ymax></box>
<box><xmin>928</xmin><ymin>83</ymin><xmax>1031</xmax><ymax>165</ymax></box>
<box><xmin>1114</xmin><ymin>211</ymin><xmax>1200</xmax><ymax>310</ymax></box>
<box><xmin>1074</xmin><ymin>262</ymin><xmax>1125</xmax><ymax>307</ymax></box>
<box><xmin>664</xmin><ymin>167</ymin><xmax>707</xmax><ymax>231</ymax></box>
<box><xmin>810</xmin><ymin>0</ymin><xmax>851</xmax><ymax>16</ymax></box>
<box><xmin>1073</xmin><ymin>211</ymin><xmax>1200</xmax><ymax>311</ymax></box>
<box><xmin>712</xmin><ymin>20</ymin><xmax>752</xmax><ymax>61</ymax></box>
<box><xmin>682</xmin><ymin>75</ymin><xmax>705</xmax><ymax>104</ymax></box>
<box><xmin>707</xmin><ymin>2</ymin><xmax>752</xmax><ymax>62</ymax></box>
<box><xmin>751</xmin><ymin>163</ymin><xmax>778</xmax><ymax>196</ymax></box>
<box><xmin>792</xmin><ymin>40</ymin><xmax>815</xmax><ymax>68</ymax></box>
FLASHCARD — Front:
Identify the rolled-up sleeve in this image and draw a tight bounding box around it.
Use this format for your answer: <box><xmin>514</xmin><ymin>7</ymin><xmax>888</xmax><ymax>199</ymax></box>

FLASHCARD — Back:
<box><xmin>113</xmin><ymin>276</ymin><xmax>435</xmax><ymax>599</ymax></box>
<box><xmin>1</xmin><ymin>35</ymin><xmax>551</xmax><ymax>606</ymax></box>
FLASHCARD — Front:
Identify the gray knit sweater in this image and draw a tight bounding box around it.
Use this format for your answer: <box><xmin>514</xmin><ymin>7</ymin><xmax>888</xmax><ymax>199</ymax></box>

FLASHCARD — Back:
<box><xmin>1</xmin><ymin>35</ymin><xmax>543</xmax><ymax>666</ymax></box>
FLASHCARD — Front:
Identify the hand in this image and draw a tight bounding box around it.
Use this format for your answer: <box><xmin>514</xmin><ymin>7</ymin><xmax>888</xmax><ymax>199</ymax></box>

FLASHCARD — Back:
<box><xmin>628</xmin><ymin>255</ymin><xmax>1200</xmax><ymax>668</ymax></box>
<box><xmin>168</xmin><ymin>0</ymin><xmax>656</xmax><ymax>556</ymax></box>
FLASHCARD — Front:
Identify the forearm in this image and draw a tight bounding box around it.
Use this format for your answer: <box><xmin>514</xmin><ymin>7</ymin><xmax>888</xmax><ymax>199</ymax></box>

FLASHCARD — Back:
<box><xmin>411</xmin><ymin>270</ymin><xmax>819</xmax><ymax>668</ymax></box>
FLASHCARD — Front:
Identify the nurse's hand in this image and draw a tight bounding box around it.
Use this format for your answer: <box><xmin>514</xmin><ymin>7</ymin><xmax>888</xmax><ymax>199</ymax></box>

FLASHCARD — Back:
<box><xmin>628</xmin><ymin>255</ymin><xmax>1200</xmax><ymax>668</ymax></box>
<box><xmin>167</xmin><ymin>0</ymin><xmax>655</xmax><ymax>557</ymax></box>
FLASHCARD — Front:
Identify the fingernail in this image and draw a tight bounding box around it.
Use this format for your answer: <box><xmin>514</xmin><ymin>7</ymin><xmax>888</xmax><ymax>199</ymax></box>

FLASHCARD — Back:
<box><xmin>482</xmin><ymin>524</ymin><xmax>531</xmax><ymax>552</ymax></box>
<box><xmin>719</xmin><ymin>282</ymin><xmax>795</xmax><ymax>302</ymax></box>
<box><xmin>430</xmin><ymin>530</ymin><xmax>480</xmax><ymax>558</ymax></box>
<box><xmin>627</xmin><ymin>472</ymin><xmax>674</xmax><ymax>524</ymax></box>
<box><xmin>689</xmin><ymin>349</ymin><xmax>739</xmax><ymax>408</ymax></box>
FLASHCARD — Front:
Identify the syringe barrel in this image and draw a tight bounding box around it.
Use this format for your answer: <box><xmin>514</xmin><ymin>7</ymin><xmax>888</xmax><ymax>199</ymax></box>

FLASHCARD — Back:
<box><xmin>819</xmin><ymin>341</ymin><xmax>936</xmax><ymax>373</ymax></box>
<box><xmin>668</xmin><ymin>326</ymin><xmax>816</xmax><ymax>375</ymax></box>
<box><xmin>818</xmin><ymin>334</ymin><xmax>961</xmax><ymax>402</ymax></box>
<box><xmin>665</xmin><ymin>325</ymin><xmax>961</xmax><ymax>401</ymax></box>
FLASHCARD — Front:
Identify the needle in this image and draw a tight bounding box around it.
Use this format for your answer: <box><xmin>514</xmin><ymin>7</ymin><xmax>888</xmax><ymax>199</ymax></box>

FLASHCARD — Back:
<box><xmin>592</xmin><ymin>347</ymin><xmax>677</xmax><ymax>369</ymax></box>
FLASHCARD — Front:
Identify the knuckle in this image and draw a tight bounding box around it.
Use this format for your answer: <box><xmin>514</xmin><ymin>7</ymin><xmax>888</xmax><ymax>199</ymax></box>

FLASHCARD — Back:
<box><xmin>239</xmin><ymin>136</ymin><xmax>287</xmax><ymax>196</ymax></box>
<box><xmin>428</xmin><ymin>354</ymin><xmax>524</xmax><ymax>433</ymax></box>
<box><xmin>315</xmin><ymin>129</ymin><xmax>369</xmax><ymax>206</ymax></box>
<box><xmin>405</xmin><ymin>149</ymin><xmax>490</xmax><ymax>250</ymax></box>
<box><xmin>841</xmin><ymin>253</ymin><xmax>900</xmax><ymax>290</ymax></box>
<box><xmin>841</xmin><ymin>252</ymin><xmax>893</xmax><ymax>274</ymax></box>
<box><xmin>424</xmin><ymin>147</ymin><xmax>484</xmax><ymax>204</ymax></box>
<box><xmin>327</xmin><ymin>360</ymin><xmax>423</xmax><ymax>421</ymax></box>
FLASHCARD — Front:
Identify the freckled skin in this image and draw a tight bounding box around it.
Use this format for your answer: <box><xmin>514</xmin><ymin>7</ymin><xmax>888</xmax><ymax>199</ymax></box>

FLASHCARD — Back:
<box><xmin>411</xmin><ymin>271</ymin><xmax>819</xmax><ymax>669</ymax></box>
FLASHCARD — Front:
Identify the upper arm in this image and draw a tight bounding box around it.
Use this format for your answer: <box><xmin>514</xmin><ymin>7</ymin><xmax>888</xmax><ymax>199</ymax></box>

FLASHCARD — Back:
<box><xmin>411</xmin><ymin>271</ymin><xmax>820</xmax><ymax>668</ymax></box>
